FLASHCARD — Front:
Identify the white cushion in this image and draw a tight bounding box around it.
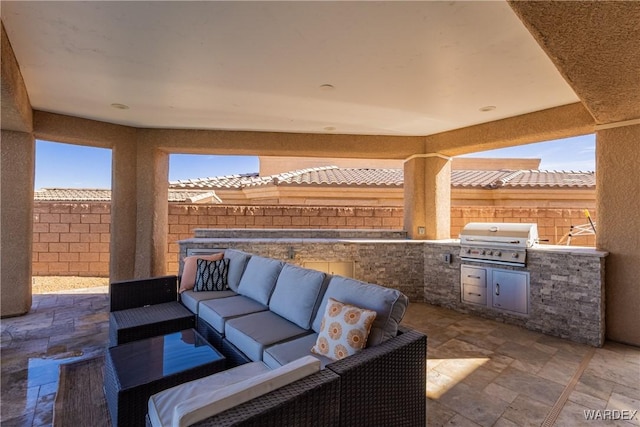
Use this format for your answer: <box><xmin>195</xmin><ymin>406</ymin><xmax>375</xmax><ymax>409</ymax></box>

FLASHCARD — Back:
<box><xmin>148</xmin><ymin>362</ymin><xmax>270</xmax><ymax>427</ymax></box>
<box><xmin>167</xmin><ymin>356</ymin><xmax>319</xmax><ymax>427</ymax></box>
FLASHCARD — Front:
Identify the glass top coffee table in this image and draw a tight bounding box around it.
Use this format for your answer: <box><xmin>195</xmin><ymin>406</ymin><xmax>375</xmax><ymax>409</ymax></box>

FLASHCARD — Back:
<box><xmin>104</xmin><ymin>328</ymin><xmax>226</xmax><ymax>427</ymax></box>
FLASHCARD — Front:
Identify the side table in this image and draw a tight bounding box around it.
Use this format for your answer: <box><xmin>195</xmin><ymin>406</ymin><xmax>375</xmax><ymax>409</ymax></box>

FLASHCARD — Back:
<box><xmin>104</xmin><ymin>328</ymin><xmax>226</xmax><ymax>427</ymax></box>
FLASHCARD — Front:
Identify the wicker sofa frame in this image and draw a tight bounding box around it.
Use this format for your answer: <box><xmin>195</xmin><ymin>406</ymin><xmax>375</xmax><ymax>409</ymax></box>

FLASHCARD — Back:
<box><xmin>109</xmin><ymin>276</ymin><xmax>195</xmax><ymax>346</ymax></box>
<box><xmin>111</xmin><ymin>274</ymin><xmax>427</xmax><ymax>426</ymax></box>
<box><xmin>193</xmin><ymin>322</ymin><xmax>426</xmax><ymax>426</ymax></box>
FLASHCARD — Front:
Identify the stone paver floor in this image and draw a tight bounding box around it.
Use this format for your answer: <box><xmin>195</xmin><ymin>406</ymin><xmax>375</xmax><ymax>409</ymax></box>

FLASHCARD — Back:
<box><xmin>1</xmin><ymin>288</ymin><xmax>638</xmax><ymax>426</ymax></box>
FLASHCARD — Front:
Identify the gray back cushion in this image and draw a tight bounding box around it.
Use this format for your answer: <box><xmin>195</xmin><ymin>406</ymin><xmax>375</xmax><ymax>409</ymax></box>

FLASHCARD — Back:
<box><xmin>312</xmin><ymin>276</ymin><xmax>409</xmax><ymax>347</ymax></box>
<box><xmin>269</xmin><ymin>264</ymin><xmax>327</xmax><ymax>329</ymax></box>
<box><xmin>237</xmin><ymin>255</ymin><xmax>284</xmax><ymax>305</ymax></box>
<box><xmin>223</xmin><ymin>249</ymin><xmax>252</xmax><ymax>292</ymax></box>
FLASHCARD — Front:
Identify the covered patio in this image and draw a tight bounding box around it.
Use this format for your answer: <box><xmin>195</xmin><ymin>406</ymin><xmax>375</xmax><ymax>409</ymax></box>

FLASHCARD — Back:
<box><xmin>1</xmin><ymin>2</ymin><xmax>639</xmax><ymax>425</ymax></box>
<box><xmin>3</xmin><ymin>0</ymin><xmax>637</xmax><ymax>345</ymax></box>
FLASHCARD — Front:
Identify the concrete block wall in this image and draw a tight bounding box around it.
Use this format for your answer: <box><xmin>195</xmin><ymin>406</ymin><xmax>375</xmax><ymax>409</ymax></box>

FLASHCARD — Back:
<box><xmin>31</xmin><ymin>201</ymin><xmax>598</xmax><ymax>277</ymax></box>
<box><xmin>450</xmin><ymin>207</ymin><xmax>597</xmax><ymax>246</ymax></box>
<box><xmin>32</xmin><ymin>202</ymin><xmax>110</xmax><ymax>276</ymax></box>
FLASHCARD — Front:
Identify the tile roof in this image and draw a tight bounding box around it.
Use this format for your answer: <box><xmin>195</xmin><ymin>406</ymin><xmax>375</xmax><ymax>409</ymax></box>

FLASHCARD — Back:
<box><xmin>34</xmin><ymin>188</ymin><xmax>112</xmax><ymax>201</ymax></box>
<box><xmin>451</xmin><ymin>169</ymin><xmax>596</xmax><ymax>189</ymax></box>
<box><xmin>273</xmin><ymin>166</ymin><xmax>403</xmax><ymax>187</ymax></box>
<box><xmin>168</xmin><ymin>166</ymin><xmax>593</xmax><ymax>189</ymax></box>
<box><xmin>34</xmin><ymin>188</ymin><xmax>222</xmax><ymax>202</ymax></box>
<box><xmin>170</xmin><ymin>173</ymin><xmax>266</xmax><ymax>189</ymax></box>
<box><xmin>35</xmin><ymin>167</ymin><xmax>595</xmax><ymax>201</ymax></box>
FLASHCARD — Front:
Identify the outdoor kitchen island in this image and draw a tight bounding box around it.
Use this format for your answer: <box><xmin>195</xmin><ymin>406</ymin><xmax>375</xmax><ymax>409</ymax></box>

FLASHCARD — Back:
<box><xmin>179</xmin><ymin>229</ymin><xmax>607</xmax><ymax>346</ymax></box>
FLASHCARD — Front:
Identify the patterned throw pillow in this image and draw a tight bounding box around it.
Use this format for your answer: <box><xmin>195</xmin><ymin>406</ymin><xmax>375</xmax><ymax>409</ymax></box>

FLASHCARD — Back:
<box><xmin>179</xmin><ymin>252</ymin><xmax>224</xmax><ymax>293</ymax></box>
<box><xmin>311</xmin><ymin>298</ymin><xmax>377</xmax><ymax>361</ymax></box>
<box><xmin>194</xmin><ymin>258</ymin><xmax>230</xmax><ymax>292</ymax></box>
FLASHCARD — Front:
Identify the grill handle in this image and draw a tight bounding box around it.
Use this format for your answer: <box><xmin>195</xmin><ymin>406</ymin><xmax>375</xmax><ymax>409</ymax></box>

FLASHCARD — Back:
<box><xmin>463</xmin><ymin>238</ymin><xmax>522</xmax><ymax>244</ymax></box>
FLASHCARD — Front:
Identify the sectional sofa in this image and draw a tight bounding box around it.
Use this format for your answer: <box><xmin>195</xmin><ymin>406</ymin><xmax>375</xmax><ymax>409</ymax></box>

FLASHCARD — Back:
<box><xmin>110</xmin><ymin>249</ymin><xmax>426</xmax><ymax>426</ymax></box>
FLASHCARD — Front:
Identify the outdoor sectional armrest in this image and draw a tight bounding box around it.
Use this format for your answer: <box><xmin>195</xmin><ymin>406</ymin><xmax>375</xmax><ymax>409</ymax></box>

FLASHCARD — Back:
<box><xmin>326</xmin><ymin>326</ymin><xmax>427</xmax><ymax>427</ymax></box>
<box><xmin>109</xmin><ymin>275</ymin><xmax>179</xmax><ymax>312</ymax></box>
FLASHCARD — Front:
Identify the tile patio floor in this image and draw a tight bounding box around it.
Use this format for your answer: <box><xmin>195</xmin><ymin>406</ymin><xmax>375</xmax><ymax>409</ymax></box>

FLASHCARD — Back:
<box><xmin>1</xmin><ymin>287</ymin><xmax>638</xmax><ymax>426</ymax></box>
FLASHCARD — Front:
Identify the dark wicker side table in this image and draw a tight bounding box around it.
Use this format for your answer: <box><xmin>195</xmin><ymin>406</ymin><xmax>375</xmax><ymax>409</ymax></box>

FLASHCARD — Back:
<box><xmin>104</xmin><ymin>328</ymin><xmax>226</xmax><ymax>427</ymax></box>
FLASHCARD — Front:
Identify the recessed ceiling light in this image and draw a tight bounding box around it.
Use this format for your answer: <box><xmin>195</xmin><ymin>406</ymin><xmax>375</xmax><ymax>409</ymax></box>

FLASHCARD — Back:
<box><xmin>319</xmin><ymin>84</ymin><xmax>335</xmax><ymax>91</ymax></box>
<box><xmin>479</xmin><ymin>105</ymin><xmax>496</xmax><ymax>112</ymax></box>
<box><xmin>110</xmin><ymin>103</ymin><xmax>130</xmax><ymax>110</ymax></box>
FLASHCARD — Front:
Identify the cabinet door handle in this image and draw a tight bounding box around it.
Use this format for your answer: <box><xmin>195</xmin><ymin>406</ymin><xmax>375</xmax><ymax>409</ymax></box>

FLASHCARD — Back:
<box><xmin>468</xmin><ymin>292</ymin><xmax>482</xmax><ymax>297</ymax></box>
<box><xmin>495</xmin><ymin>283</ymin><xmax>500</xmax><ymax>295</ymax></box>
<box><xmin>468</xmin><ymin>275</ymin><xmax>481</xmax><ymax>279</ymax></box>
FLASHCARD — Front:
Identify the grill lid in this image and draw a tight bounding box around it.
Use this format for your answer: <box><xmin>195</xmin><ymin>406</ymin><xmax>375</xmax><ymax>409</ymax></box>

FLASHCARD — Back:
<box><xmin>459</xmin><ymin>222</ymin><xmax>539</xmax><ymax>266</ymax></box>
<box><xmin>459</xmin><ymin>222</ymin><xmax>538</xmax><ymax>248</ymax></box>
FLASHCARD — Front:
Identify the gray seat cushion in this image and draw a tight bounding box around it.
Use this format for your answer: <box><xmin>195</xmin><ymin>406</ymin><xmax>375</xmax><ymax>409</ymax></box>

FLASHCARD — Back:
<box><xmin>263</xmin><ymin>333</ymin><xmax>333</xmax><ymax>369</ymax></box>
<box><xmin>312</xmin><ymin>276</ymin><xmax>409</xmax><ymax>347</ymax></box>
<box><xmin>180</xmin><ymin>289</ymin><xmax>237</xmax><ymax>315</ymax></box>
<box><xmin>225</xmin><ymin>311</ymin><xmax>310</xmax><ymax>362</ymax></box>
<box><xmin>223</xmin><ymin>249</ymin><xmax>252</xmax><ymax>292</ymax></box>
<box><xmin>236</xmin><ymin>255</ymin><xmax>284</xmax><ymax>305</ymax></box>
<box><xmin>198</xmin><ymin>295</ymin><xmax>268</xmax><ymax>333</ymax></box>
<box><xmin>269</xmin><ymin>264</ymin><xmax>326</xmax><ymax>329</ymax></box>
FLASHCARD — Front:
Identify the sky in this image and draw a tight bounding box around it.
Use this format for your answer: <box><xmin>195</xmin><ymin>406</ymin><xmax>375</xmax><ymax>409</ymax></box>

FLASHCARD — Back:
<box><xmin>34</xmin><ymin>134</ymin><xmax>595</xmax><ymax>190</ymax></box>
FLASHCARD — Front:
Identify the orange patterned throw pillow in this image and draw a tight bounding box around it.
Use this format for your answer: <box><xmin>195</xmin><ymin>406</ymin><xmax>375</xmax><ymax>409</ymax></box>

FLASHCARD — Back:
<box><xmin>311</xmin><ymin>298</ymin><xmax>377</xmax><ymax>361</ymax></box>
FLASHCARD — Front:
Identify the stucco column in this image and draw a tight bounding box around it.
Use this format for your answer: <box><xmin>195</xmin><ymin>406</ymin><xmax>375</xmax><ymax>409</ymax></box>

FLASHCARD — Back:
<box><xmin>110</xmin><ymin>138</ymin><xmax>138</xmax><ymax>281</ymax></box>
<box><xmin>133</xmin><ymin>143</ymin><xmax>169</xmax><ymax>278</ymax></box>
<box><xmin>403</xmin><ymin>154</ymin><xmax>451</xmax><ymax>240</ymax></box>
<box><xmin>596</xmin><ymin>124</ymin><xmax>640</xmax><ymax>346</ymax></box>
<box><xmin>1</xmin><ymin>130</ymin><xmax>34</xmax><ymax>317</ymax></box>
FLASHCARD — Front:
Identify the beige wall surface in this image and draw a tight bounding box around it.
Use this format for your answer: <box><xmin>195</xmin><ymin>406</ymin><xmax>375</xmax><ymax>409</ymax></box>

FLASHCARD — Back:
<box><xmin>1</xmin><ymin>131</ymin><xmax>35</xmax><ymax>317</ymax></box>
<box><xmin>597</xmin><ymin>124</ymin><xmax>640</xmax><ymax>346</ymax></box>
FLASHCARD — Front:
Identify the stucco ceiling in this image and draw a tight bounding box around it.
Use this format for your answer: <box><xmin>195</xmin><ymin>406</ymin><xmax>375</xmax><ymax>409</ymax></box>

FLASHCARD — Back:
<box><xmin>1</xmin><ymin>1</ymin><xmax>580</xmax><ymax>136</ymax></box>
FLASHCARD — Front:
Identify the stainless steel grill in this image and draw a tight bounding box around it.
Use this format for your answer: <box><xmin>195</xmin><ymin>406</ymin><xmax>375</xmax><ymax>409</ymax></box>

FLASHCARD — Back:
<box><xmin>459</xmin><ymin>222</ymin><xmax>539</xmax><ymax>267</ymax></box>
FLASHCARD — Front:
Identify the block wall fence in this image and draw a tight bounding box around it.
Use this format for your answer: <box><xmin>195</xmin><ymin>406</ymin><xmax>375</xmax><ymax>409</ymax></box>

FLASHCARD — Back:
<box><xmin>32</xmin><ymin>201</ymin><xmax>597</xmax><ymax>277</ymax></box>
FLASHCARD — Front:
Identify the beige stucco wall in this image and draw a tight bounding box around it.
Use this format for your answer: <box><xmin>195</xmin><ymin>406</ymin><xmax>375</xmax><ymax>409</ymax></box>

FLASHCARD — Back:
<box><xmin>133</xmin><ymin>141</ymin><xmax>169</xmax><ymax>278</ymax></box>
<box><xmin>404</xmin><ymin>155</ymin><xmax>451</xmax><ymax>239</ymax></box>
<box><xmin>596</xmin><ymin>124</ymin><xmax>640</xmax><ymax>346</ymax></box>
<box><xmin>1</xmin><ymin>131</ymin><xmax>34</xmax><ymax>317</ymax></box>
<box><xmin>110</xmin><ymin>139</ymin><xmax>138</xmax><ymax>281</ymax></box>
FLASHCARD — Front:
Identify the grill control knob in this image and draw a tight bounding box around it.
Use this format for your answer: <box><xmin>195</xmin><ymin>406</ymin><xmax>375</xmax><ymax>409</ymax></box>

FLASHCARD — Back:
<box><xmin>495</xmin><ymin>251</ymin><xmax>501</xmax><ymax>257</ymax></box>
<box><xmin>512</xmin><ymin>253</ymin><xmax>519</xmax><ymax>259</ymax></box>
<box><xmin>480</xmin><ymin>250</ymin><xmax>485</xmax><ymax>255</ymax></box>
<box><xmin>487</xmin><ymin>251</ymin><xmax>493</xmax><ymax>256</ymax></box>
<box><xmin>466</xmin><ymin>248</ymin><xmax>471</xmax><ymax>254</ymax></box>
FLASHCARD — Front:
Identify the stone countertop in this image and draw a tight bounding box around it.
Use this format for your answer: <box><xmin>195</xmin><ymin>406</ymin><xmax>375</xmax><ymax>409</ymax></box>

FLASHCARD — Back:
<box><xmin>180</xmin><ymin>237</ymin><xmax>606</xmax><ymax>256</ymax></box>
<box><xmin>179</xmin><ymin>237</ymin><xmax>426</xmax><ymax>244</ymax></box>
<box><xmin>529</xmin><ymin>244</ymin><xmax>608</xmax><ymax>257</ymax></box>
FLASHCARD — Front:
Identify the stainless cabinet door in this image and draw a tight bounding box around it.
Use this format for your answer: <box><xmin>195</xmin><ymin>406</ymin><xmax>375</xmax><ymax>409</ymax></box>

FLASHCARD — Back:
<box><xmin>491</xmin><ymin>269</ymin><xmax>529</xmax><ymax>315</ymax></box>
